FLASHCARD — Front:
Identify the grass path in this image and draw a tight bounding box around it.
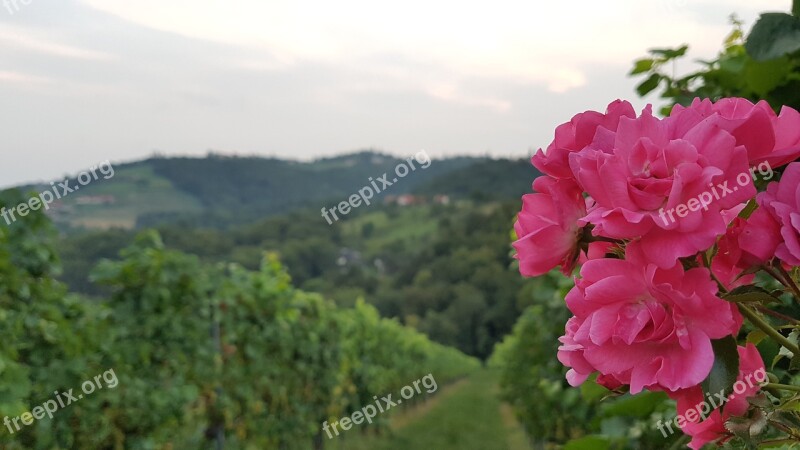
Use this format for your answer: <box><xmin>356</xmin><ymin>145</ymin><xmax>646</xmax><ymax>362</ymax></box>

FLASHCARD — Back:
<box><xmin>333</xmin><ymin>370</ymin><xmax>529</xmax><ymax>450</ymax></box>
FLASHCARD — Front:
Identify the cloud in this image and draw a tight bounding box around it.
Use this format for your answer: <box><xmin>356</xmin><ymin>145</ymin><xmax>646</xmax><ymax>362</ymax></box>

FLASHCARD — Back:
<box><xmin>0</xmin><ymin>26</ymin><xmax>113</xmax><ymax>60</ymax></box>
<box><xmin>425</xmin><ymin>84</ymin><xmax>512</xmax><ymax>113</ymax></box>
<box><xmin>0</xmin><ymin>69</ymin><xmax>50</xmax><ymax>84</ymax></box>
<box><xmin>75</xmin><ymin>0</ymin><xmax>786</xmax><ymax>98</ymax></box>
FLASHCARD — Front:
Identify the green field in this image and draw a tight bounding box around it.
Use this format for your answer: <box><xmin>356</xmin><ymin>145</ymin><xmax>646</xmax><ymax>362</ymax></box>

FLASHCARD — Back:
<box><xmin>47</xmin><ymin>164</ymin><xmax>203</xmax><ymax>229</ymax></box>
<box><xmin>338</xmin><ymin>370</ymin><xmax>528</xmax><ymax>450</ymax></box>
<box><xmin>341</xmin><ymin>207</ymin><xmax>440</xmax><ymax>255</ymax></box>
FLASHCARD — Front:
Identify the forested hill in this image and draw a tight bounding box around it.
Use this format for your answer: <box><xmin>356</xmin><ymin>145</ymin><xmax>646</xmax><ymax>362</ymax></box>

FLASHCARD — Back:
<box><xmin>412</xmin><ymin>158</ymin><xmax>536</xmax><ymax>201</ymax></box>
<box><xmin>16</xmin><ymin>151</ymin><xmax>538</xmax><ymax>230</ymax></box>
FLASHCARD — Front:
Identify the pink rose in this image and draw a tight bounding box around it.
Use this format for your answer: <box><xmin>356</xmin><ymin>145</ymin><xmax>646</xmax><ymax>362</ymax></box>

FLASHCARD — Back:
<box><xmin>669</xmin><ymin>344</ymin><xmax>766</xmax><ymax>450</ymax></box>
<box><xmin>710</xmin><ymin>220</ymin><xmax>754</xmax><ymax>290</ymax></box>
<box><xmin>772</xmin><ymin>106</ymin><xmax>800</xmax><ymax>167</ymax></box>
<box><xmin>759</xmin><ymin>162</ymin><xmax>800</xmax><ymax>266</ymax></box>
<box><xmin>672</xmin><ymin>97</ymin><xmax>800</xmax><ymax>168</ymax></box>
<box><xmin>513</xmin><ymin>176</ymin><xmax>588</xmax><ymax>276</ymax></box>
<box><xmin>739</xmin><ymin>208</ymin><xmax>782</xmax><ymax>264</ymax></box>
<box><xmin>595</xmin><ymin>373</ymin><xmax>625</xmax><ymax>391</ymax></box>
<box><xmin>557</xmin><ymin>246</ymin><xmax>741</xmax><ymax>393</ymax></box>
<box><xmin>570</xmin><ymin>105</ymin><xmax>755</xmax><ymax>269</ymax></box>
<box><xmin>709</xmin><ymin>209</ymin><xmax>780</xmax><ymax>289</ymax></box>
<box><xmin>532</xmin><ymin>100</ymin><xmax>636</xmax><ymax>179</ymax></box>
<box><xmin>558</xmin><ymin>316</ymin><xmax>596</xmax><ymax>387</ymax></box>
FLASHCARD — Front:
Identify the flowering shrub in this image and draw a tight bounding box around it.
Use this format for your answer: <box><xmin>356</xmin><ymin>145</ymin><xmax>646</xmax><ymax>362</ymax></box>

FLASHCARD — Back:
<box><xmin>514</xmin><ymin>97</ymin><xmax>800</xmax><ymax>448</ymax></box>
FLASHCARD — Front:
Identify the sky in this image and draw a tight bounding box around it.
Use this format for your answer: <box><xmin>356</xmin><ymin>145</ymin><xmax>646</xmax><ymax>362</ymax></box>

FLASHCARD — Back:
<box><xmin>0</xmin><ymin>0</ymin><xmax>790</xmax><ymax>187</ymax></box>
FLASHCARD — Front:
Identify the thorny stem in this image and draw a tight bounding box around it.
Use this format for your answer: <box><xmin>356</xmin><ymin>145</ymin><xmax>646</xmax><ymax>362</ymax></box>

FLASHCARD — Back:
<box><xmin>769</xmin><ymin>419</ymin><xmax>800</xmax><ymax>441</ymax></box>
<box><xmin>738</xmin><ymin>304</ymin><xmax>800</xmax><ymax>357</ymax></box>
<box><xmin>761</xmin><ymin>438</ymin><xmax>800</xmax><ymax>446</ymax></box>
<box><xmin>763</xmin><ymin>263</ymin><xmax>800</xmax><ymax>303</ymax></box>
<box><xmin>716</xmin><ymin>278</ymin><xmax>800</xmax><ymax>357</ymax></box>
<box><xmin>777</xmin><ymin>263</ymin><xmax>800</xmax><ymax>302</ymax></box>
<box><xmin>755</xmin><ymin>304</ymin><xmax>800</xmax><ymax>325</ymax></box>
<box><xmin>762</xmin><ymin>264</ymin><xmax>787</xmax><ymax>286</ymax></box>
<box><xmin>765</xmin><ymin>383</ymin><xmax>800</xmax><ymax>393</ymax></box>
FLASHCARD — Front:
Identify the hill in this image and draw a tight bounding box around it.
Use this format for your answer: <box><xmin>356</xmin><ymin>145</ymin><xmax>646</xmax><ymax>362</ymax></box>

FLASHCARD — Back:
<box><xmin>15</xmin><ymin>151</ymin><xmax>488</xmax><ymax>230</ymax></box>
<box><xmin>412</xmin><ymin>158</ymin><xmax>538</xmax><ymax>201</ymax></box>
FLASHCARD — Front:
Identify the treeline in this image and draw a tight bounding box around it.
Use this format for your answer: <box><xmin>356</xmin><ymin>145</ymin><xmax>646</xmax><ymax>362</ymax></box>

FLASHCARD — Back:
<box><xmin>138</xmin><ymin>152</ymin><xmax>480</xmax><ymax>226</ymax></box>
<box><xmin>412</xmin><ymin>158</ymin><xmax>537</xmax><ymax>201</ymax></box>
<box><xmin>40</xmin><ymin>152</ymin><xmax>530</xmax><ymax>230</ymax></box>
<box><xmin>0</xmin><ymin>190</ymin><xmax>478</xmax><ymax>449</ymax></box>
<box><xmin>58</xmin><ymin>201</ymin><xmax>531</xmax><ymax>359</ymax></box>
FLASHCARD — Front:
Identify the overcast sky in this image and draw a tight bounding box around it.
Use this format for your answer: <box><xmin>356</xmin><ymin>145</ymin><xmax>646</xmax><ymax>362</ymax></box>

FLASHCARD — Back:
<box><xmin>0</xmin><ymin>0</ymin><xmax>790</xmax><ymax>187</ymax></box>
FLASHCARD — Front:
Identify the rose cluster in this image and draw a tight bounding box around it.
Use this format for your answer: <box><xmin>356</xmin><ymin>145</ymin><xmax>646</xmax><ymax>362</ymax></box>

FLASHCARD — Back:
<box><xmin>514</xmin><ymin>98</ymin><xmax>800</xmax><ymax>448</ymax></box>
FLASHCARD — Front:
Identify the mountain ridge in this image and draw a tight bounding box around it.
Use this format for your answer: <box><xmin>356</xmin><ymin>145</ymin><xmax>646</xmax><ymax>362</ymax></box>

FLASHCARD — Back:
<box><xmin>6</xmin><ymin>151</ymin><xmax>536</xmax><ymax>231</ymax></box>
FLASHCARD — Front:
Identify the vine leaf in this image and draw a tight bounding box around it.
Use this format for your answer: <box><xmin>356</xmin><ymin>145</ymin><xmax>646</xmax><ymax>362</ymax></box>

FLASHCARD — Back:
<box><xmin>745</xmin><ymin>13</ymin><xmax>800</xmax><ymax>61</ymax></box>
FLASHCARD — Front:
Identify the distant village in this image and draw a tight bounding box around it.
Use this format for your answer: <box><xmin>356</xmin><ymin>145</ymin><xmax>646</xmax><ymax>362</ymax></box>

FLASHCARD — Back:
<box><xmin>43</xmin><ymin>194</ymin><xmax>116</xmax><ymax>221</ymax></box>
<box><xmin>383</xmin><ymin>194</ymin><xmax>450</xmax><ymax>206</ymax></box>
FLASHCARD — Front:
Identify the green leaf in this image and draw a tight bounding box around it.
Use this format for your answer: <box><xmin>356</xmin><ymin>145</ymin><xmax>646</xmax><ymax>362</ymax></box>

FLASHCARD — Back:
<box><xmin>631</xmin><ymin>58</ymin><xmax>654</xmax><ymax>75</ymax></box>
<box><xmin>771</xmin><ymin>408</ymin><xmax>800</xmax><ymax>430</ymax></box>
<box><xmin>580</xmin><ymin>374</ymin><xmax>611</xmax><ymax>402</ymax></box>
<box><xmin>745</xmin><ymin>13</ymin><xmax>800</xmax><ymax>61</ymax></box>
<box><xmin>719</xmin><ymin>52</ymin><xmax>748</xmax><ymax>75</ymax></box>
<box><xmin>747</xmin><ymin>330</ymin><xmax>768</xmax><ymax>346</ymax></box>
<box><xmin>600</xmin><ymin>391</ymin><xmax>668</xmax><ymax>419</ymax></box>
<box><xmin>703</xmin><ymin>336</ymin><xmax>740</xmax><ymax>399</ymax></box>
<box><xmin>659</xmin><ymin>105</ymin><xmax>675</xmax><ymax>116</ymax></box>
<box><xmin>636</xmin><ymin>73</ymin><xmax>661</xmax><ymax>96</ymax></box>
<box><xmin>725</xmin><ymin>28</ymin><xmax>744</xmax><ymax>48</ymax></box>
<box><xmin>745</xmin><ymin>57</ymin><xmax>791</xmax><ymax>96</ymax></box>
<box><xmin>724</xmin><ymin>285</ymin><xmax>781</xmax><ymax>305</ymax></box>
<box><xmin>650</xmin><ymin>45</ymin><xmax>689</xmax><ymax>59</ymax></box>
<box><xmin>779</xmin><ymin>331</ymin><xmax>800</xmax><ymax>361</ymax></box>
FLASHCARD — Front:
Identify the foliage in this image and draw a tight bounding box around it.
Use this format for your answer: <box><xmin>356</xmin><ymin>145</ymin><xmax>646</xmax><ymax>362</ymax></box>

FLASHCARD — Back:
<box><xmin>631</xmin><ymin>12</ymin><xmax>800</xmax><ymax>114</ymax></box>
<box><xmin>412</xmin><ymin>158</ymin><xmax>539</xmax><ymax>201</ymax></box>
<box><xmin>57</xmin><ymin>201</ymin><xmax>527</xmax><ymax>360</ymax></box>
<box><xmin>25</xmin><ymin>151</ymin><xmax>484</xmax><ymax>231</ymax></box>
<box><xmin>140</xmin><ymin>152</ymin><xmax>478</xmax><ymax>227</ymax></box>
<box><xmin>0</xmin><ymin>190</ymin><xmax>109</xmax><ymax>449</ymax></box>
<box><xmin>0</xmin><ymin>194</ymin><xmax>479</xmax><ymax>448</ymax></box>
